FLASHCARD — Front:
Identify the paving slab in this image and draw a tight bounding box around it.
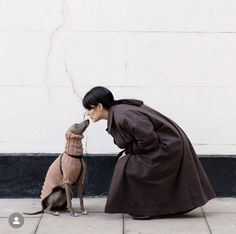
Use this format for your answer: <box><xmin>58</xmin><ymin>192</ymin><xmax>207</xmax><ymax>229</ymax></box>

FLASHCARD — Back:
<box><xmin>1</xmin><ymin>198</ymin><xmax>236</xmax><ymax>234</ymax></box>
<box><xmin>124</xmin><ymin>208</ymin><xmax>210</xmax><ymax>234</ymax></box>
<box><xmin>202</xmin><ymin>198</ymin><xmax>236</xmax><ymax>213</ymax></box>
<box><xmin>0</xmin><ymin>216</ymin><xmax>40</xmax><ymax>234</ymax></box>
<box><xmin>0</xmin><ymin>197</ymin><xmax>107</xmax><ymax>216</ymax></box>
<box><xmin>74</xmin><ymin>197</ymin><xmax>107</xmax><ymax>213</ymax></box>
<box><xmin>37</xmin><ymin>212</ymin><xmax>122</xmax><ymax>234</ymax></box>
<box><xmin>0</xmin><ymin>199</ymin><xmax>42</xmax><ymax>218</ymax></box>
<box><xmin>204</xmin><ymin>212</ymin><xmax>236</xmax><ymax>234</ymax></box>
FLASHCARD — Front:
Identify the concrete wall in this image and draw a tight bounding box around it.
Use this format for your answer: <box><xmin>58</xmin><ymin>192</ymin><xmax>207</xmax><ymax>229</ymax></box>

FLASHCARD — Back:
<box><xmin>1</xmin><ymin>0</ymin><xmax>236</xmax><ymax>155</ymax></box>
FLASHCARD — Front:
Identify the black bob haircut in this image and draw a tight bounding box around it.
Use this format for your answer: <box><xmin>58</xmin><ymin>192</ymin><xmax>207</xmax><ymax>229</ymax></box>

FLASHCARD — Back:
<box><xmin>82</xmin><ymin>86</ymin><xmax>115</xmax><ymax>110</ymax></box>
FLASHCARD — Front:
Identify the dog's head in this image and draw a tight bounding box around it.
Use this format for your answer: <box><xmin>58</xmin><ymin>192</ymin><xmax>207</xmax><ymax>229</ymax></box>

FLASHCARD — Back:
<box><xmin>64</xmin><ymin>120</ymin><xmax>89</xmax><ymax>155</ymax></box>
<box><xmin>67</xmin><ymin>119</ymin><xmax>90</xmax><ymax>136</ymax></box>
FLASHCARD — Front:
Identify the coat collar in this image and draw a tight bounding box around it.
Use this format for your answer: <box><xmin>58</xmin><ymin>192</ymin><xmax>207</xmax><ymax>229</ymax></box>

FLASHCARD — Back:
<box><xmin>106</xmin><ymin>105</ymin><xmax>115</xmax><ymax>134</ymax></box>
<box><xmin>106</xmin><ymin>99</ymin><xmax>143</xmax><ymax>133</ymax></box>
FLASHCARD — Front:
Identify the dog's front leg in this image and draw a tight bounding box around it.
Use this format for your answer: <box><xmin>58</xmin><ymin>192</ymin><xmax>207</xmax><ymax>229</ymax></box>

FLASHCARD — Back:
<box><xmin>64</xmin><ymin>183</ymin><xmax>79</xmax><ymax>217</ymax></box>
<box><xmin>77</xmin><ymin>182</ymin><xmax>87</xmax><ymax>215</ymax></box>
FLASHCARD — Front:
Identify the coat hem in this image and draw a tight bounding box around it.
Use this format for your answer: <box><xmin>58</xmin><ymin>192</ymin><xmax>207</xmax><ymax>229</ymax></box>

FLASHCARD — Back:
<box><xmin>104</xmin><ymin>195</ymin><xmax>216</xmax><ymax>216</ymax></box>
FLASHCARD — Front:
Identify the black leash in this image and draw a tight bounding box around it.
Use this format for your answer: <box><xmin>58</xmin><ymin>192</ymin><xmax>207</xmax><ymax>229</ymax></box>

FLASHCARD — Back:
<box><xmin>59</xmin><ymin>153</ymin><xmax>84</xmax><ymax>186</ymax></box>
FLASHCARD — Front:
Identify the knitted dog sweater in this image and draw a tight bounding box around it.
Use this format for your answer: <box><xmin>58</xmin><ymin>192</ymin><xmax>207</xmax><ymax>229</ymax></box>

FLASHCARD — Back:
<box><xmin>40</xmin><ymin>130</ymin><xmax>86</xmax><ymax>209</ymax></box>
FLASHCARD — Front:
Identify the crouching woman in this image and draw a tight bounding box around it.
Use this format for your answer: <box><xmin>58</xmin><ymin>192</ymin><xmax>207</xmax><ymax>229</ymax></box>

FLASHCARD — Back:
<box><xmin>82</xmin><ymin>86</ymin><xmax>215</xmax><ymax>220</ymax></box>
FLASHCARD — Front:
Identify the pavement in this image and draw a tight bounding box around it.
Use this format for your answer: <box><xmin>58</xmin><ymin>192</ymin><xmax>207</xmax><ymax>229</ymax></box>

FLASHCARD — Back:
<box><xmin>0</xmin><ymin>197</ymin><xmax>235</xmax><ymax>234</ymax></box>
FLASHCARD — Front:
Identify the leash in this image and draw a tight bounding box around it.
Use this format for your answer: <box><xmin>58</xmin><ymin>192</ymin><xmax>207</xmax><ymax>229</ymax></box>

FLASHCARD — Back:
<box><xmin>74</xmin><ymin>158</ymin><xmax>84</xmax><ymax>185</ymax></box>
<box><xmin>59</xmin><ymin>152</ymin><xmax>84</xmax><ymax>186</ymax></box>
<box><xmin>67</xmin><ymin>153</ymin><xmax>83</xmax><ymax>159</ymax></box>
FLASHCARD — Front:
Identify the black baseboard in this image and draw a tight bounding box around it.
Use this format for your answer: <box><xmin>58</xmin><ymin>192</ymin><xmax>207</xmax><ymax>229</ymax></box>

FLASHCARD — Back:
<box><xmin>0</xmin><ymin>154</ymin><xmax>235</xmax><ymax>198</ymax></box>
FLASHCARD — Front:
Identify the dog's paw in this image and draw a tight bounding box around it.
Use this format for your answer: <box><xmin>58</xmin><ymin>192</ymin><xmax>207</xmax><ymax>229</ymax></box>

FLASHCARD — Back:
<box><xmin>81</xmin><ymin>210</ymin><xmax>88</xmax><ymax>215</ymax></box>
<box><xmin>71</xmin><ymin>212</ymin><xmax>79</xmax><ymax>217</ymax></box>
<box><xmin>53</xmin><ymin>212</ymin><xmax>59</xmax><ymax>216</ymax></box>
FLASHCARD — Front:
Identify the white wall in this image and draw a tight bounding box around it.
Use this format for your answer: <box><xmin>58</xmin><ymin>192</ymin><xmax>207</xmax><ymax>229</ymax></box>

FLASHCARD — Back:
<box><xmin>1</xmin><ymin>0</ymin><xmax>236</xmax><ymax>154</ymax></box>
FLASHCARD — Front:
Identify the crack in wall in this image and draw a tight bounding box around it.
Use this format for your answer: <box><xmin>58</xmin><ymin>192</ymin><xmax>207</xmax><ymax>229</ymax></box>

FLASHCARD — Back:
<box><xmin>63</xmin><ymin>61</ymin><xmax>89</xmax><ymax>153</ymax></box>
<box><xmin>44</xmin><ymin>0</ymin><xmax>67</xmax><ymax>103</ymax></box>
<box><xmin>64</xmin><ymin>60</ymin><xmax>83</xmax><ymax>101</ymax></box>
<box><xmin>43</xmin><ymin>0</ymin><xmax>87</xmax><ymax>150</ymax></box>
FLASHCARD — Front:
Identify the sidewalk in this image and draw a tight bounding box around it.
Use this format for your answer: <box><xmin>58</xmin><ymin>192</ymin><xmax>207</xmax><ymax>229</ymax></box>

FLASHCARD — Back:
<box><xmin>0</xmin><ymin>198</ymin><xmax>235</xmax><ymax>234</ymax></box>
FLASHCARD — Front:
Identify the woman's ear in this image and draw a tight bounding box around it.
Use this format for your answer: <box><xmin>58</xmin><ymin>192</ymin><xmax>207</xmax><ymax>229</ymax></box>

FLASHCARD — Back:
<box><xmin>97</xmin><ymin>103</ymin><xmax>104</xmax><ymax>110</ymax></box>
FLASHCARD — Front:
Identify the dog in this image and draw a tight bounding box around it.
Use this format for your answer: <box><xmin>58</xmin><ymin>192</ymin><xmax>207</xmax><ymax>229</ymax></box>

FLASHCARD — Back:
<box><xmin>23</xmin><ymin>119</ymin><xmax>90</xmax><ymax>217</ymax></box>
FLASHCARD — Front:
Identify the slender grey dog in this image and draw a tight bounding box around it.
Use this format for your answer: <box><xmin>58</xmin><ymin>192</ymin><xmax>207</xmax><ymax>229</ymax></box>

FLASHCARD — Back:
<box><xmin>24</xmin><ymin>119</ymin><xmax>89</xmax><ymax>217</ymax></box>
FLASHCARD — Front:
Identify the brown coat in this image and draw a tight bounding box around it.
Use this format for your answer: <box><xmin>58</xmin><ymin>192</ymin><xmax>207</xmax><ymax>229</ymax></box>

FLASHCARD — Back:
<box><xmin>40</xmin><ymin>132</ymin><xmax>86</xmax><ymax>209</ymax></box>
<box><xmin>105</xmin><ymin>100</ymin><xmax>216</xmax><ymax>216</ymax></box>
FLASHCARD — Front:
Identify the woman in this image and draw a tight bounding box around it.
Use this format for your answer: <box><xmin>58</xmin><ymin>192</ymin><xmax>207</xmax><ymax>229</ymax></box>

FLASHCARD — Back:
<box><xmin>83</xmin><ymin>86</ymin><xmax>215</xmax><ymax>220</ymax></box>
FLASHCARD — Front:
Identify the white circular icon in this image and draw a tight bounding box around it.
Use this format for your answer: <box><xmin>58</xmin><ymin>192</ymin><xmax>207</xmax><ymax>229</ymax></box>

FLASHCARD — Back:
<box><xmin>9</xmin><ymin>213</ymin><xmax>24</xmax><ymax>228</ymax></box>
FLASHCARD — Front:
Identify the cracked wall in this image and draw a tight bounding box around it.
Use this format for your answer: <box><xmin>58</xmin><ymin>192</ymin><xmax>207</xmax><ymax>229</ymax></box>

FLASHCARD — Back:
<box><xmin>1</xmin><ymin>0</ymin><xmax>236</xmax><ymax>154</ymax></box>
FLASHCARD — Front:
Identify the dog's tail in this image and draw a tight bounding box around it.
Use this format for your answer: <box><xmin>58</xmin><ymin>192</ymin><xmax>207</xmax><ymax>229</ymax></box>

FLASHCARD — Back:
<box><xmin>23</xmin><ymin>210</ymin><xmax>44</xmax><ymax>215</ymax></box>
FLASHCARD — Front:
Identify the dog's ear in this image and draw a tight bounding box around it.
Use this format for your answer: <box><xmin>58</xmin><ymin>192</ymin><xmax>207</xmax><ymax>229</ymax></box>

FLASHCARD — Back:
<box><xmin>65</xmin><ymin>131</ymin><xmax>84</xmax><ymax>140</ymax></box>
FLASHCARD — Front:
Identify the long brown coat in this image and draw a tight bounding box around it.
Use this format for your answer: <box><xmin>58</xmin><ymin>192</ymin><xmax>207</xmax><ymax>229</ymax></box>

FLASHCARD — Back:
<box><xmin>105</xmin><ymin>100</ymin><xmax>215</xmax><ymax>216</ymax></box>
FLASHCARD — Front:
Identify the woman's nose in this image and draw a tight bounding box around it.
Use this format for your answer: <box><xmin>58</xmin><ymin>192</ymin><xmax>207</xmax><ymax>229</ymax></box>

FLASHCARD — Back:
<box><xmin>83</xmin><ymin>111</ymin><xmax>90</xmax><ymax>120</ymax></box>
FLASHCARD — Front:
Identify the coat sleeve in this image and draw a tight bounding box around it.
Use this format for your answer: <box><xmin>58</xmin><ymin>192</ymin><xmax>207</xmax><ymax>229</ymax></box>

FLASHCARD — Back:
<box><xmin>117</xmin><ymin>109</ymin><xmax>159</xmax><ymax>154</ymax></box>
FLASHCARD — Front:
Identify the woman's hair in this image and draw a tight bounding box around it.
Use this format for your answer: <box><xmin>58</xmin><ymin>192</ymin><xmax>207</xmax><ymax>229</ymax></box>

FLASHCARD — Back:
<box><xmin>82</xmin><ymin>86</ymin><xmax>115</xmax><ymax>110</ymax></box>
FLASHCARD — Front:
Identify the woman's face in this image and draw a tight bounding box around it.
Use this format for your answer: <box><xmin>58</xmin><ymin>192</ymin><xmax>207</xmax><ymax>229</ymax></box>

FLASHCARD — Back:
<box><xmin>86</xmin><ymin>103</ymin><xmax>108</xmax><ymax>122</ymax></box>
